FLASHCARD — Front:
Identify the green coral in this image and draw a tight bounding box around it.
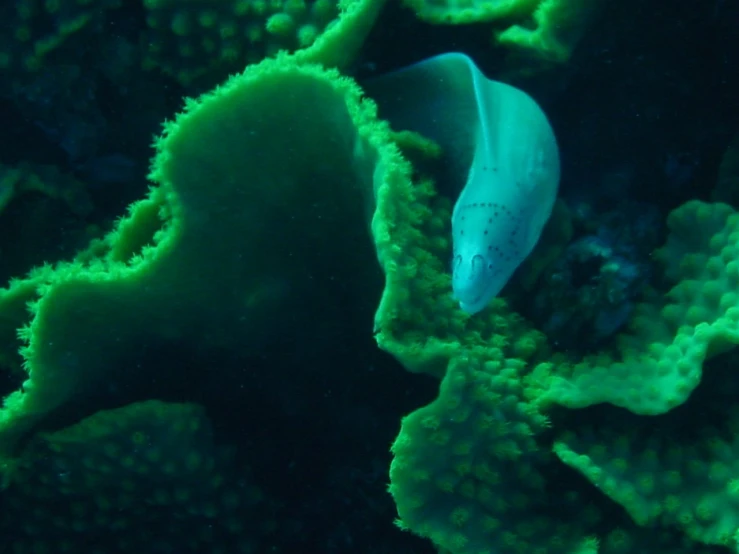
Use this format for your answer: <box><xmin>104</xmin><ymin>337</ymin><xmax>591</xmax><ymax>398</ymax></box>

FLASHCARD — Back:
<box><xmin>401</xmin><ymin>0</ymin><xmax>541</xmax><ymax>25</ymax></box>
<box><xmin>496</xmin><ymin>0</ymin><xmax>610</xmax><ymax>64</ymax></box>
<box><xmin>554</xmin><ymin>398</ymin><xmax>739</xmax><ymax>551</ymax></box>
<box><xmin>367</xmin><ymin>72</ymin><xmax>739</xmax><ymax>551</ymax></box>
<box><xmin>389</xmin><ymin>355</ymin><xmax>598</xmax><ymax>554</ymax></box>
<box><xmin>399</xmin><ymin>0</ymin><xmax>608</xmax><ymax>66</ymax></box>
<box><xmin>373</xmin><ymin>170</ymin><xmax>547</xmax><ymax>378</ymax></box>
<box><xmin>0</xmin><ymin>0</ymin><xmax>120</xmax><ymax>83</ymax></box>
<box><xmin>0</xmin><ymin>5</ymin><xmax>737</xmax><ymax>551</ymax></box>
<box><xmin>2</xmin><ymin>400</ymin><xmax>271</xmax><ymax>552</ymax></box>
<box><xmin>377</xmin><ymin>192</ymin><xmax>739</xmax><ymax>553</ymax></box>
<box><xmin>142</xmin><ymin>0</ymin><xmax>384</xmax><ymax>86</ymax></box>
<box><xmin>0</xmin><ymin>53</ymin><xmax>410</xmax><ymax>455</ymax></box>
<box><xmin>541</xmin><ymin>201</ymin><xmax>739</xmax><ymax>415</ymax></box>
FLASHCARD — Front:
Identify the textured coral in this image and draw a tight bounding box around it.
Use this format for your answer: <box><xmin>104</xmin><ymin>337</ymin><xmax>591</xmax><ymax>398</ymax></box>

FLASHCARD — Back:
<box><xmin>389</xmin><ymin>356</ymin><xmax>597</xmax><ymax>554</ymax></box>
<box><xmin>400</xmin><ymin>0</ymin><xmax>608</xmax><ymax>64</ymax></box>
<box><xmin>0</xmin><ymin>4</ymin><xmax>735</xmax><ymax>552</ymax></box>
<box><xmin>142</xmin><ymin>0</ymin><xmax>340</xmax><ymax>85</ymax></box>
<box><xmin>2</xmin><ymin>401</ymin><xmax>271</xmax><ymax>552</ymax></box>
<box><xmin>541</xmin><ymin>201</ymin><xmax>739</xmax><ymax>415</ymax></box>
<box><xmin>554</xmin><ymin>391</ymin><xmax>739</xmax><ymax>551</ymax></box>
<box><xmin>0</xmin><ymin>54</ymin><xmax>406</xmax><ymax>456</ymax></box>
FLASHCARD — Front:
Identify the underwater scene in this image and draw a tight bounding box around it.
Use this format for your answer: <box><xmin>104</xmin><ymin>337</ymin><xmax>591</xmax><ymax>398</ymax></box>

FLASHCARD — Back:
<box><xmin>0</xmin><ymin>0</ymin><xmax>738</xmax><ymax>552</ymax></box>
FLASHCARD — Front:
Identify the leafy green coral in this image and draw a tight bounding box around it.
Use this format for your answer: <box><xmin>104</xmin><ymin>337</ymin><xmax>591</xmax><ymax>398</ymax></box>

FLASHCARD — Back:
<box><xmin>541</xmin><ymin>201</ymin><xmax>739</xmax><ymax>415</ymax></box>
<box><xmin>390</xmin><ymin>355</ymin><xmax>599</xmax><ymax>554</ymax></box>
<box><xmin>1</xmin><ymin>7</ymin><xmax>737</xmax><ymax>550</ymax></box>
<box><xmin>143</xmin><ymin>0</ymin><xmax>387</xmax><ymax>86</ymax></box>
<box><xmin>2</xmin><ymin>400</ymin><xmax>271</xmax><ymax>552</ymax></box>
<box><xmin>373</xmin><ymin>172</ymin><xmax>547</xmax><ymax>378</ymax></box>
<box><xmin>554</xmin><ymin>396</ymin><xmax>739</xmax><ymax>551</ymax></box>
<box><xmin>364</xmin><ymin>53</ymin><xmax>739</xmax><ymax>552</ymax></box>
<box><xmin>400</xmin><ymin>0</ymin><xmax>608</xmax><ymax>64</ymax></box>
<box><xmin>376</xmin><ymin>197</ymin><xmax>739</xmax><ymax>554</ymax></box>
<box><xmin>0</xmin><ymin>53</ymin><xmax>409</xmax><ymax>455</ymax></box>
